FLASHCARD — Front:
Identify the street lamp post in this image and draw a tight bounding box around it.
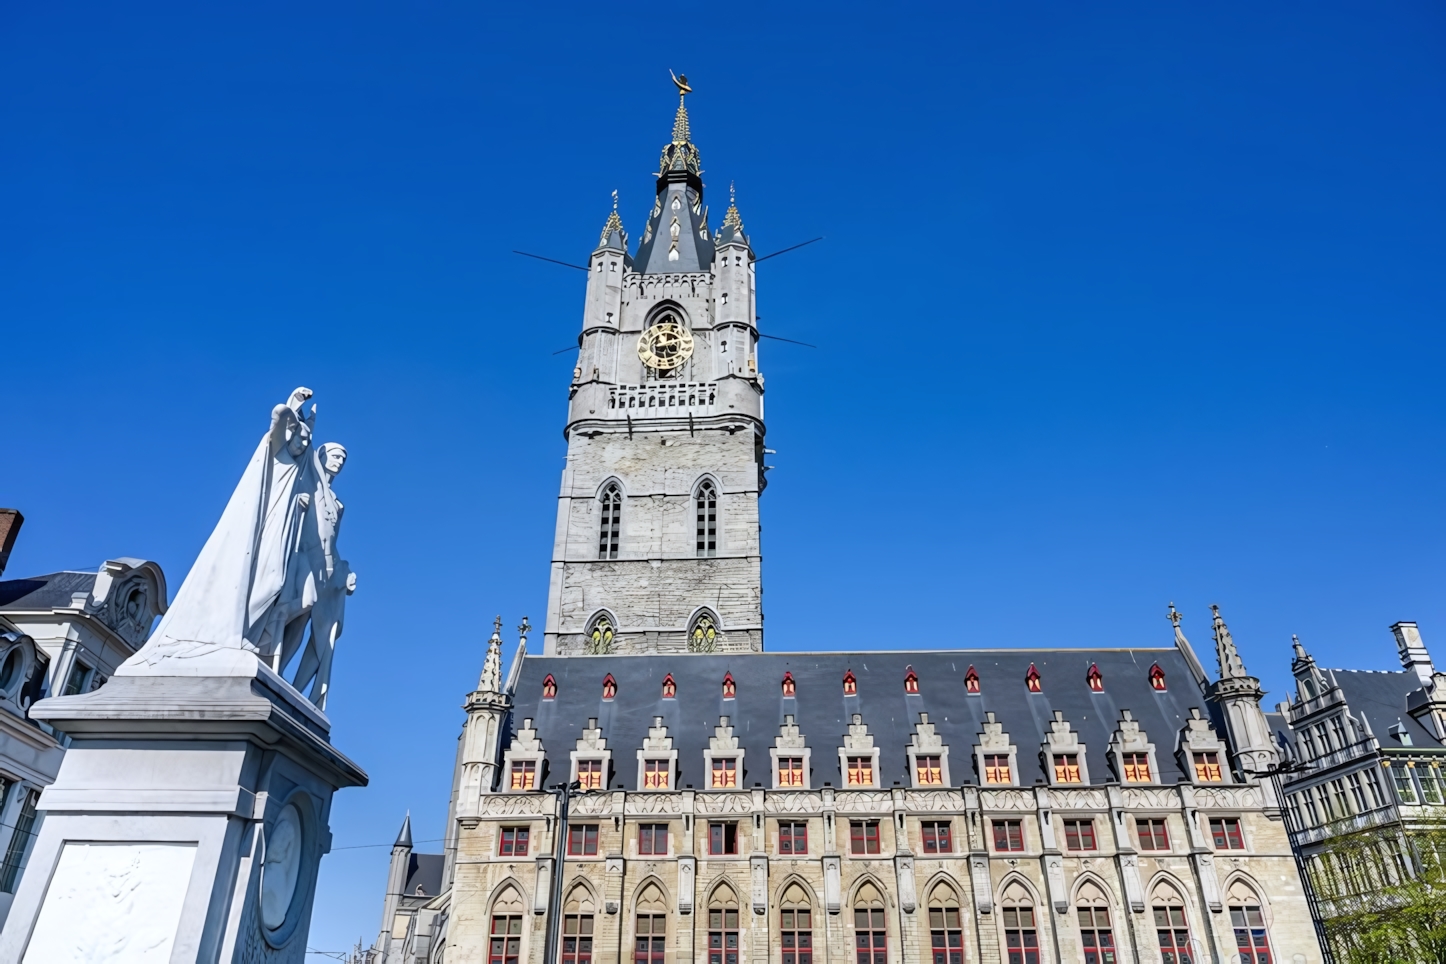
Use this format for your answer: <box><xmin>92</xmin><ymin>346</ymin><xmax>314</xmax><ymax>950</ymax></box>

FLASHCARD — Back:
<box><xmin>542</xmin><ymin>781</ymin><xmax>582</xmax><ymax>964</ymax></box>
<box><xmin>1261</xmin><ymin>760</ymin><xmax>1333</xmax><ymax>964</ymax></box>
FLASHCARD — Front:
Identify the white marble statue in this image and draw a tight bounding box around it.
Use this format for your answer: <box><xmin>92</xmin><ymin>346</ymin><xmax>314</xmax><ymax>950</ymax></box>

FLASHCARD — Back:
<box><xmin>123</xmin><ymin>387</ymin><xmax>356</xmax><ymax>707</ymax></box>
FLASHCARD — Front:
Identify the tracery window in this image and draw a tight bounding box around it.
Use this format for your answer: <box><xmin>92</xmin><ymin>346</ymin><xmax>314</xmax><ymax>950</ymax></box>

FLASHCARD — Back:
<box><xmin>586</xmin><ymin>616</ymin><xmax>615</xmax><ymax>655</ymax></box>
<box><xmin>781</xmin><ymin>884</ymin><xmax>813</xmax><ymax>964</ymax></box>
<box><xmin>904</xmin><ymin>666</ymin><xmax>920</xmax><ymax>694</ymax></box>
<box><xmin>1025</xmin><ymin>664</ymin><xmax>1042</xmax><ymax>693</ymax></box>
<box><xmin>1001</xmin><ymin>883</ymin><xmax>1040</xmax><ymax>964</ymax></box>
<box><xmin>964</xmin><ymin>666</ymin><xmax>980</xmax><ymax>694</ymax></box>
<box><xmin>690</xmin><ymin>613</ymin><xmax>719</xmax><ymax>653</ymax></box>
<box><xmin>1149</xmin><ymin>663</ymin><xmax>1167</xmax><ymax>691</ymax></box>
<box><xmin>695</xmin><ymin>480</ymin><xmax>718</xmax><ymax>557</ymax></box>
<box><xmin>708</xmin><ymin>887</ymin><xmax>740</xmax><ymax>964</ymax></box>
<box><xmin>928</xmin><ymin>885</ymin><xmax>963</xmax><ymax>964</ymax></box>
<box><xmin>598</xmin><ymin>483</ymin><xmax>621</xmax><ymax>559</ymax></box>
<box><xmin>1228</xmin><ymin>883</ymin><xmax>1273</xmax><ymax>964</ymax></box>
<box><xmin>1087</xmin><ymin>663</ymin><xmax>1104</xmax><ymax>692</ymax></box>
<box><xmin>488</xmin><ymin>888</ymin><xmax>525</xmax><ymax>964</ymax></box>
<box><xmin>1076</xmin><ymin>884</ymin><xmax>1117</xmax><ymax>964</ymax></box>
<box><xmin>1151</xmin><ymin>884</ymin><xmax>1193</xmax><ymax>964</ymax></box>
<box><xmin>854</xmin><ymin>884</ymin><xmax>887</xmax><ymax>964</ymax></box>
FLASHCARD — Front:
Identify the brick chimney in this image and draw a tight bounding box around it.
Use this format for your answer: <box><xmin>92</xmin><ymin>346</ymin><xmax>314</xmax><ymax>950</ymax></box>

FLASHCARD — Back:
<box><xmin>0</xmin><ymin>509</ymin><xmax>23</xmax><ymax>578</ymax></box>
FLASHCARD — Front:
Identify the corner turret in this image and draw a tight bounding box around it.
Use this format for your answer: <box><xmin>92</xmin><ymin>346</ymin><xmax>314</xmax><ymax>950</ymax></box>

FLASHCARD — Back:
<box><xmin>1204</xmin><ymin>604</ymin><xmax>1279</xmax><ymax>776</ymax></box>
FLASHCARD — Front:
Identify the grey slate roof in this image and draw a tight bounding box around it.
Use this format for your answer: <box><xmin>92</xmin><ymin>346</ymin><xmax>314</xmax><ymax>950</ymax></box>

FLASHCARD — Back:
<box><xmin>1331</xmin><ymin>668</ymin><xmax>1442</xmax><ymax>749</ymax></box>
<box><xmin>0</xmin><ymin>571</ymin><xmax>97</xmax><ymax>611</ymax></box>
<box><xmin>404</xmin><ymin>853</ymin><xmax>444</xmax><ymax>898</ymax></box>
<box><xmin>509</xmin><ymin>649</ymin><xmax>1221</xmax><ymax>791</ymax></box>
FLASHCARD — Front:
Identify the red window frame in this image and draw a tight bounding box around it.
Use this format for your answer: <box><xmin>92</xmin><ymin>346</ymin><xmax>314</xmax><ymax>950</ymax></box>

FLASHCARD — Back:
<box><xmin>781</xmin><ymin>672</ymin><xmax>796</xmax><ymax>697</ymax></box>
<box><xmin>490</xmin><ymin>915</ymin><xmax>522</xmax><ymax>964</ymax></box>
<box><xmin>1063</xmin><ymin>819</ymin><xmax>1095</xmax><ymax>852</ymax></box>
<box><xmin>1003</xmin><ymin>906</ymin><xmax>1039</xmax><ymax>964</ymax></box>
<box><xmin>992</xmin><ymin>820</ymin><xmax>1024</xmax><ymax>852</ymax></box>
<box><xmin>778</xmin><ymin>757</ymin><xmax>805</xmax><ymax>787</ymax></box>
<box><xmin>709</xmin><ymin>821</ymin><xmax>738</xmax><ymax>855</ymax></box>
<box><xmin>779</xmin><ymin>821</ymin><xmax>808</xmax><ymax>855</ymax></box>
<box><xmin>929</xmin><ymin>905</ymin><xmax>963</xmax><ymax>964</ymax></box>
<box><xmin>634</xmin><ymin>915</ymin><xmax>665</xmax><ymax>964</ymax></box>
<box><xmin>577</xmin><ymin>759</ymin><xmax>604</xmax><ymax>790</ymax></box>
<box><xmin>854</xmin><ymin>908</ymin><xmax>887</xmax><ymax>964</ymax></box>
<box><xmin>964</xmin><ymin>666</ymin><xmax>980</xmax><ymax>694</ymax></box>
<box><xmin>1210</xmin><ymin>817</ymin><xmax>1245</xmax><ymax>849</ymax></box>
<box><xmin>850</xmin><ymin>820</ymin><xmax>881</xmax><ymax>855</ymax></box>
<box><xmin>1078</xmin><ymin>907</ymin><xmax>1115</xmax><ymax>964</ymax></box>
<box><xmin>921</xmin><ymin>821</ymin><xmax>952</xmax><ymax>854</ymax></box>
<box><xmin>499</xmin><ymin>826</ymin><xmax>530</xmax><ymax>857</ymax></box>
<box><xmin>1231</xmin><ymin>905</ymin><xmax>1273</xmax><ymax>964</ymax></box>
<box><xmin>510</xmin><ymin>760</ymin><xmax>536</xmax><ymax>790</ymax></box>
<box><xmin>1086</xmin><ymin>663</ymin><xmax>1104</xmax><ymax>692</ymax></box>
<box><xmin>642</xmin><ymin>759</ymin><xmax>669</xmax><ymax>790</ymax></box>
<box><xmin>638</xmin><ymin>823</ymin><xmax>668</xmax><ymax>856</ymax></box>
<box><xmin>661</xmin><ymin>674</ymin><xmax>676</xmax><ymax>699</ymax></box>
<box><xmin>782</xmin><ymin>906</ymin><xmax>813</xmax><ymax>964</ymax></box>
<box><xmin>916</xmin><ymin>755</ymin><xmax>943</xmax><ymax>785</ymax></box>
<box><xmin>1154</xmin><ymin>906</ymin><xmax>1191</xmax><ymax>964</ymax></box>
<box><xmin>562</xmin><ymin>914</ymin><xmax>594</xmax><ymax>964</ymax></box>
<box><xmin>567</xmin><ymin>824</ymin><xmax>599</xmax><ymax>856</ymax></box>
<box><xmin>1137</xmin><ymin>818</ymin><xmax>1170</xmax><ymax>851</ymax></box>
<box><xmin>904</xmin><ymin>666</ymin><xmax>920</xmax><ymax>694</ymax></box>
<box><xmin>708</xmin><ymin>907</ymin><xmax>740</xmax><ymax>964</ymax></box>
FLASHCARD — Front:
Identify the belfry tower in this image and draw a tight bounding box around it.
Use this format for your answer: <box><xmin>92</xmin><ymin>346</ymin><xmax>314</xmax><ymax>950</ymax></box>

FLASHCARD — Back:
<box><xmin>543</xmin><ymin>77</ymin><xmax>765</xmax><ymax>656</ymax></box>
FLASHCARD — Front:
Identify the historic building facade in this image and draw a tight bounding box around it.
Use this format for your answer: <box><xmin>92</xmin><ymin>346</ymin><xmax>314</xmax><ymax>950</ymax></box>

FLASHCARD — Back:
<box><xmin>0</xmin><ymin>509</ymin><xmax>168</xmax><ymax>925</ymax></box>
<box><xmin>367</xmin><ymin>82</ymin><xmax>1321</xmax><ymax>964</ymax></box>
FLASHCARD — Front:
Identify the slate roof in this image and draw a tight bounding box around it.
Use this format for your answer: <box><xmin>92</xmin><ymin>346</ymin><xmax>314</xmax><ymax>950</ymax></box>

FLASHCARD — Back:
<box><xmin>404</xmin><ymin>853</ymin><xmax>444</xmax><ymax>899</ymax></box>
<box><xmin>1331</xmin><ymin>668</ymin><xmax>1442</xmax><ymax>749</ymax></box>
<box><xmin>509</xmin><ymin>648</ymin><xmax>1223</xmax><ymax>791</ymax></box>
<box><xmin>0</xmin><ymin>571</ymin><xmax>97</xmax><ymax>611</ymax></box>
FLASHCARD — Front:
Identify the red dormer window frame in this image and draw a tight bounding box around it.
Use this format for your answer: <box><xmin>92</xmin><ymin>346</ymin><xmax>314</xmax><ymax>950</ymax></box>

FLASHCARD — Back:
<box><xmin>781</xmin><ymin>671</ymin><xmax>796</xmax><ymax>698</ymax></box>
<box><xmin>602</xmin><ymin>673</ymin><xmax>617</xmax><ymax>701</ymax></box>
<box><xmin>661</xmin><ymin>673</ymin><xmax>676</xmax><ymax>699</ymax></box>
<box><xmin>842</xmin><ymin>669</ymin><xmax>858</xmax><ymax>696</ymax></box>
<box><xmin>1149</xmin><ymin>663</ymin><xmax>1167</xmax><ymax>691</ymax></box>
<box><xmin>722</xmin><ymin>672</ymin><xmax>736</xmax><ymax>700</ymax></box>
<box><xmin>904</xmin><ymin>666</ymin><xmax>920</xmax><ymax>695</ymax></box>
<box><xmin>964</xmin><ymin>666</ymin><xmax>981</xmax><ymax>695</ymax></box>
<box><xmin>1025</xmin><ymin>663</ymin><xmax>1042</xmax><ymax>693</ymax></box>
<box><xmin>1086</xmin><ymin>663</ymin><xmax>1104</xmax><ymax>693</ymax></box>
<box><xmin>542</xmin><ymin>674</ymin><xmax>557</xmax><ymax>700</ymax></box>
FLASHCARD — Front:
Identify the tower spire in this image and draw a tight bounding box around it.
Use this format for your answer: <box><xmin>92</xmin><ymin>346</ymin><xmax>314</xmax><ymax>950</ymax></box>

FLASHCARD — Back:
<box><xmin>598</xmin><ymin>190</ymin><xmax>627</xmax><ymax>251</ymax></box>
<box><xmin>716</xmin><ymin>181</ymin><xmax>750</xmax><ymax>250</ymax></box>
<box><xmin>478</xmin><ymin>616</ymin><xmax>504</xmax><ymax>693</ymax></box>
<box><xmin>635</xmin><ymin>73</ymin><xmax>712</xmax><ymax>273</ymax></box>
<box><xmin>1211</xmin><ymin>604</ymin><xmax>1249</xmax><ymax>680</ymax></box>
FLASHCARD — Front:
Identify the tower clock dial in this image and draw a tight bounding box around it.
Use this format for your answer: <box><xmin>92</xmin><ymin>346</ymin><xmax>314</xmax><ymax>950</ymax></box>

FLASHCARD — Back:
<box><xmin>637</xmin><ymin>321</ymin><xmax>694</xmax><ymax>371</ymax></box>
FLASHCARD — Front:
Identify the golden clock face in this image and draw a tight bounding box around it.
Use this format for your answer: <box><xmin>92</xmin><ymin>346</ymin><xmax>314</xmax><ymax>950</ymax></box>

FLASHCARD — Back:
<box><xmin>637</xmin><ymin>321</ymin><xmax>694</xmax><ymax>370</ymax></box>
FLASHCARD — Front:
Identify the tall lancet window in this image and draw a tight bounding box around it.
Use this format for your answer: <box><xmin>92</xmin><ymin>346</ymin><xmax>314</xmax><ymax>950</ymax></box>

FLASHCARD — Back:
<box><xmin>695</xmin><ymin>481</ymin><xmax>718</xmax><ymax>557</ymax></box>
<box><xmin>598</xmin><ymin>483</ymin><xmax>621</xmax><ymax>559</ymax></box>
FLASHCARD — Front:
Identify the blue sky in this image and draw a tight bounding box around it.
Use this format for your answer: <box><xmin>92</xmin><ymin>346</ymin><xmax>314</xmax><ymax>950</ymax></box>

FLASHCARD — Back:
<box><xmin>3</xmin><ymin>0</ymin><xmax>1444</xmax><ymax>953</ymax></box>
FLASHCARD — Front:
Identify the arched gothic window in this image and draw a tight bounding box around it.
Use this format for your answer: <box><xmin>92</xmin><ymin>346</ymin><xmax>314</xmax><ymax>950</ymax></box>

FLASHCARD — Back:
<box><xmin>1076</xmin><ymin>883</ymin><xmax>1116</xmax><ymax>964</ymax></box>
<box><xmin>928</xmin><ymin>884</ymin><xmax>963</xmax><ymax>964</ymax></box>
<box><xmin>1150</xmin><ymin>883</ymin><xmax>1192</xmax><ymax>964</ymax></box>
<box><xmin>661</xmin><ymin>674</ymin><xmax>676</xmax><ymax>699</ymax></box>
<box><xmin>489</xmin><ymin>887</ymin><xmax>525</xmax><ymax>964</ymax></box>
<box><xmin>842</xmin><ymin>669</ymin><xmax>857</xmax><ymax>696</ymax></box>
<box><xmin>1087</xmin><ymin>663</ymin><xmax>1104</xmax><ymax>693</ymax></box>
<box><xmin>1001</xmin><ymin>883</ymin><xmax>1039</xmax><ymax>964</ymax></box>
<box><xmin>1025</xmin><ymin>663</ymin><xmax>1043</xmax><ymax>693</ymax></box>
<box><xmin>690</xmin><ymin>613</ymin><xmax>719</xmax><ymax>653</ymax></box>
<box><xmin>586</xmin><ymin>615</ymin><xmax>615</xmax><ymax>655</ymax></box>
<box><xmin>562</xmin><ymin>886</ymin><xmax>595</xmax><ymax>964</ymax></box>
<box><xmin>635</xmin><ymin>885</ymin><xmax>667</xmax><ymax>964</ymax></box>
<box><xmin>780</xmin><ymin>884</ymin><xmax>813</xmax><ymax>964</ymax></box>
<box><xmin>781</xmin><ymin>672</ymin><xmax>796</xmax><ymax>698</ymax></box>
<box><xmin>904</xmin><ymin>666</ymin><xmax>920</xmax><ymax>694</ymax></box>
<box><xmin>1227</xmin><ymin>881</ymin><xmax>1273</xmax><ymax>964</ymax></box>
<box><xmin>695</xmin><ymin>480</ymin><xmax>718</xmax><ymax>557</ymax></box>
<box><xmin>964</xmin><ymin>666</ymin><xmax>981</xmax><ymax>695</ymax></box>
<box><xmin>708</xmin><ymin>885</ymin><xmax>740</xmax><ymax>964</ymax></box>
<box><xmin>1149</xmin><ymin>663</ymin><xmax>1167</xmax><ymax>691</ymax></box>
<box><xmin>598</xmin><ymin>483</ymin><xmax>621</xmax><ymax>560</ymax></box>
<box><xmin>854</xmin><ymin>883</ymin><xmax>887</xmax><ymax>964</ymax></box>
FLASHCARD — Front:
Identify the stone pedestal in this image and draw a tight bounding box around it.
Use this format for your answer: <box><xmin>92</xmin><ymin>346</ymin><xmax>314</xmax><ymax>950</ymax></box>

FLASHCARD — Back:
<box><xmin>0</xmin><ymin>650</ymin><xmax>366</xmax><ymax>963</ymax></box>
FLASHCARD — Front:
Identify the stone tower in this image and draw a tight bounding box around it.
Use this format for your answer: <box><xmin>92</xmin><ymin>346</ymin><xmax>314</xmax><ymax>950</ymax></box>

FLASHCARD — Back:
<box><xmin>543</xmin><ymin>80</ymin><xmax>765</xmax><ymax>656</ymax></box>
<box><xmin>1205</xmin><ymin>604</ymin><xmax>1280</xmax><ymax>776</ymax></box>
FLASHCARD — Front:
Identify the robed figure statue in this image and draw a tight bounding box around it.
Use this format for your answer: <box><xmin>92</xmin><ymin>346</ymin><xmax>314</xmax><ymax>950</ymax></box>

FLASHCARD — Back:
<box><xmin>125</xmin><ymin>387</ymin><xmax>356</xmax><ymax>709</ymax></box>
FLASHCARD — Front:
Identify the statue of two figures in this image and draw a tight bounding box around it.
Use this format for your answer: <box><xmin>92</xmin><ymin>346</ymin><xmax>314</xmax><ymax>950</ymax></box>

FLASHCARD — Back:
<box><xmin>126</xmin><ymin>387</ymin><xmax>356</xmax><ymax>710</ymax></box>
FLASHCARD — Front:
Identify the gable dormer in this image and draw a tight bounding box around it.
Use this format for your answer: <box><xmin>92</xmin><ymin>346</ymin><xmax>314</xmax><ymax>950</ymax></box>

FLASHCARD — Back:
<box><xmin>771</xmin><ymin>714</ymin><xmax>812</xmax><ymax>789</ymax></box>
<box><xmin>1109</xmin><ymin>710</ymin><xmax>1159</xmax><ymax>785</ymax></box>
<box><xmin>976</xmin><ymin>712</ymin><xmax>1018</xmax><ymax>787</ymax></box>
<box><xmin>1041</xmin><ymin>710</ymin><xmax>1089</xmax><ymax>786</ymax></box>
<box><xmin>907</xmin><ymin>712</ymin><xmax>951</xmax><ymax>787</ymax></box>
<box><xmin>704</xmin><ymin>715</ymin><xmax>745</xmax><ymax>789</ymax></box>
<box><xmin>839</xmin><ymin>713</ymin><xmax>880</xmax><ymax>788</ymax></box>
<box><xmin>1179</xmin><ymin>708</ymin><xmax>1231</xmax><ymax>784</ymax></box>
<box><xmin>501</xmin><ymin>717</ymin><xmax>546</xmax><ymax>791</ymax></box>
<box><xmin>570</xmin><ymin>717</ymin><xmax>611</xmax><ymax>790</ymax></box>
<box><xmin>637</xmin><ymin>716</ymin><xmax>677</xmax><ymax>791</ymax></box>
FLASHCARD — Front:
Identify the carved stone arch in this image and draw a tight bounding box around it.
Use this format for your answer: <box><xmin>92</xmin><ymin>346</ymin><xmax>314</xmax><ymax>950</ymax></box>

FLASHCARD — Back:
<box><xmin>563</xmin><ymin>878</ymin><xmax>599</xmax><ymax>914</ymax></box>
<box><xmin>488</xmin><ymin>878</ymin><xmax>527</xmax><ymax>915</ymax></box>
<box><xmin>645</xmin><ymin>299</ymin><xmax>691</xmax><ymax>329</ymax></box>
<box><xmin>926</xmin><ymin>875</ymin><xmax>963</xmax><ymax>907</ymax></box>
<box><xmin>1144</xmin><ymin>871</ymin><xmax>1191</xmax><ymax>905</ymax></box>
<box><xmin>706</xmin><ymin>878</ymin><xmax>741</xmax><ymax>908</ymax></box>
<box><xmin>996</xmin><ymin>872</ymin><xmax>1043</xmax><ymax>907</ymax></box>
<box><xmin>595</xmin><ymin>476</ymin><xmax>626</xmax><ymax>500</ymax></box>
<box><xmin>773</xmin><ymin>873</ymin><xmax>820</xmax><ymax>907</ymax></box>
<box><xmin>632</xmin><ymin>876</ymin><xmax>670</xmax><ymax>915</ymax></box>
<box><xmin>688</xmin><ymin>607</ymin><xmax>723</xmax><ymax>653</ymax></box>
<box><xmin>848</xmin><ymin>873</ymin><xmax>893</xmax><ymax>909</ymax></box>
<box><xmin>1069</xmin><ymin>871</ymin><xmax>1121</xmax><ymax>907</ymax></box>
<box><xmin>1221</xmin><ymin>873</ymin><xmax>1273</xmax><ymax>920</ymax></box>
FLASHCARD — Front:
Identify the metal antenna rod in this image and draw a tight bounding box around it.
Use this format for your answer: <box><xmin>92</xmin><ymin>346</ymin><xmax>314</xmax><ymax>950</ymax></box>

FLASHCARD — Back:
<box><xmin>753</xmin><ymin>237</ymin><xmax>824</xmax><ymax>263</ymax></box>
<box><xmin>513</xmin><ymin>250</ymin><xmax>589</xmax><ymax>271</ymax></box>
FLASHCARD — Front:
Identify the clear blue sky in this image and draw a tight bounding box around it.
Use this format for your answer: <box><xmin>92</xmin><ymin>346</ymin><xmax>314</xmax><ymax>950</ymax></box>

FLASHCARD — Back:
<box><xmin>3</xmin><ymin>1</ymin><xmax>1443</xmax><ymax>953</ymax></box>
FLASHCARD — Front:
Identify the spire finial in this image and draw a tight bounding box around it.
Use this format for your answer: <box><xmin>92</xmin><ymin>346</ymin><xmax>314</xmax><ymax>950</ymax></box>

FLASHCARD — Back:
<box><xmin>670</xmin><ymin>69</ymin><xmax>692</xmax><ymax>103</ymax></box>
<box><xmin>1211</xmin><ymin>603</ymin><xmax>1249</xmax><ymax>680</ymax></box>
<box><xmin>479</xmin><ymin>618</ymin><xmax>504</xmax><ymax>693</ymax></box>
<box><xmin>611</xmin><ymin>189</ymin><xmax>618</xmax><ymax>211</ymax></box>
<box><xmin>493</xmin><ymin>614</ymin><xmax>502</xmax><ymax>635</ymax></box>
<box><xmin>518</xmin><ymin>616</ymin><xmax>532</xmax><ymax>641</ymax></box>
<box><xmin>598</xmin><ymin>193</ymin><xmax>627</xmax><ymax>249</ymax></box>
<box><xmin>1167</xmin><ymin>601</ymin><xmax>1182</xmax><ymax>629</ymax></box>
